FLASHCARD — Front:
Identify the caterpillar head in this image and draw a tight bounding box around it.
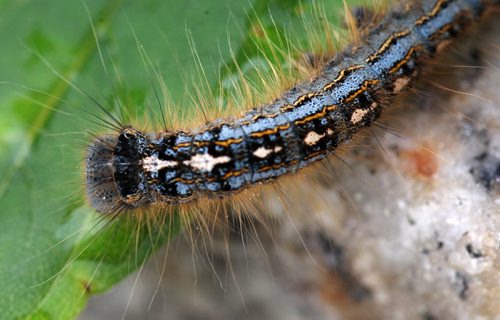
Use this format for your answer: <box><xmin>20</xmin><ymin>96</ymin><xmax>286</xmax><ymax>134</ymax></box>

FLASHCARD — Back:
<box><xmin>85</xmin><ymin>128</ymin><xmax>152</xmax><ymax>214</ymax></box>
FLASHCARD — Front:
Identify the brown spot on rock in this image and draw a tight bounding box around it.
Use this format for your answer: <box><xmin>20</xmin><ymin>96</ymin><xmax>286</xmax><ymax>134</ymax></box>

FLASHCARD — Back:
<box><xmin>401</xmin><ymin>145</ymin><xmax>438</xmax><ymax>179</ymax></box>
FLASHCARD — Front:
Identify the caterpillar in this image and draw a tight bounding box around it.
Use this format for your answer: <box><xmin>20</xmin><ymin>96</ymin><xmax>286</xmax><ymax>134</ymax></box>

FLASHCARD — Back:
<box><xmin>86</xmin><ymin>0</ymin><xmax>500</xmax><ymax>215</ymax></box>
<box><xmin>1</xmin><ymin>0</ymin><xmax>499</xmax><ymax>318</ymax></box>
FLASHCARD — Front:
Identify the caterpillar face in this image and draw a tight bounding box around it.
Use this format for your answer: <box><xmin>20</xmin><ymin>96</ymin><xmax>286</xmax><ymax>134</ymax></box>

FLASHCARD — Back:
<box><xmin>86</xmin><ymin>128</ymin><xmax>158</xmax><ymax>214</ymax></box>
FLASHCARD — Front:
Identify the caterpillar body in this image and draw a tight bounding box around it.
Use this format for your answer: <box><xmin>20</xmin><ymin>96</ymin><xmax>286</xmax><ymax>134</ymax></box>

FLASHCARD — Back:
<box><xmin>86</xmin><ymin>0</ymin><xmax>499</xmax><ymax>214</ymax></box>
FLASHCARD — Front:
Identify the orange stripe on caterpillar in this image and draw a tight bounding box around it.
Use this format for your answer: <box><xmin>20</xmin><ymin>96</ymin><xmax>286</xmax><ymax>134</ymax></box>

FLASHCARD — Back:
<box><xmin>86</xmin><ymin>0</ymin><xmax>499</xmax><ymax>214</ymax></box>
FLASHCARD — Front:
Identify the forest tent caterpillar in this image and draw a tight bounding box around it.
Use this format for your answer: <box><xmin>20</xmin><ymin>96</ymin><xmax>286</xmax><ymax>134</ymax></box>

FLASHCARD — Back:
<box><xmin>86</xmin><ymin>0</ymin><xmax>500</xmax><ymax>214</ymax></box>
<box><xmin>0</xmin><ymin>0</ymin><xmax>497</xmax><ymax>318</ymax></box>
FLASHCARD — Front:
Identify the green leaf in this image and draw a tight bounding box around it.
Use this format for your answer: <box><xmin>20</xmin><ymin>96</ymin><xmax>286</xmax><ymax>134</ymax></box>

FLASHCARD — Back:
<box><xmin>0</xmin><ymin>0</ymin><xmax>362</xmax><ymax>318</ymax></box>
